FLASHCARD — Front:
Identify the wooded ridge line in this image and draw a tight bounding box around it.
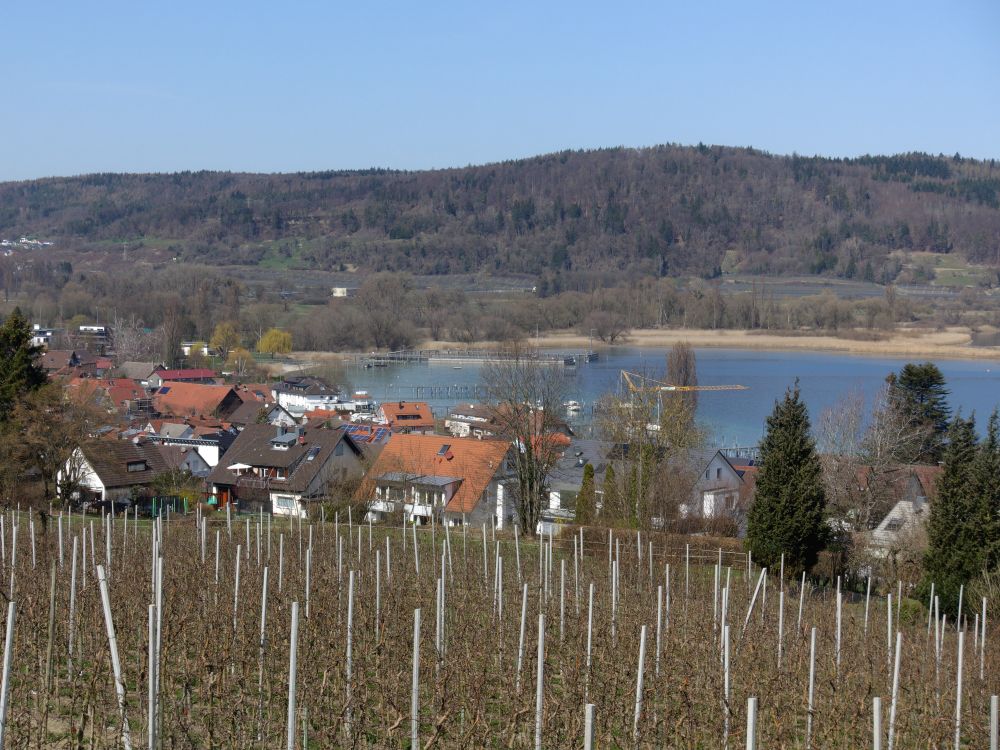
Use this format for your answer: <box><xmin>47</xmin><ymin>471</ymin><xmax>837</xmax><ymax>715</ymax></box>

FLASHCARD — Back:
<box><xmin>2</xmin><ymin>145</ymin><xmax>999</xmax><ymax>282</ymax></box>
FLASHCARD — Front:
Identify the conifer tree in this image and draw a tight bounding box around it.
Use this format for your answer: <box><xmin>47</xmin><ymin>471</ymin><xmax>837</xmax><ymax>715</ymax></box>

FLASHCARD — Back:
<box><xmin>886</xmin><ymin>362</ymin><xmax>951</xmax><ymax>462</ymax></box>
<box><xmin>576</xmin><ymin>463</ymin><xmax>596</xmax><ymax>524</ymax></box>
<box><xmin>979</xmin><ymin>413</ymin><xmax>1000</xmax><ymax>571</ymax></box>
<box><xmin>0</xmin><ymin>307</ymin><xmax>46</xmax><ymax>420</ymax></box>
<box><xmin>745</xmin><ymin>383</ymin><xmax>827</xmax><ymax>574</ymax></box>
<box><xmin>922</xmin><ymin>414</ymin><xmax>980</xmax><ymax>615</ymax></box>
<box><xmin>601</xmin><ymin>464</ymin><xmax>617</xmax><ymax>519</ymax></box>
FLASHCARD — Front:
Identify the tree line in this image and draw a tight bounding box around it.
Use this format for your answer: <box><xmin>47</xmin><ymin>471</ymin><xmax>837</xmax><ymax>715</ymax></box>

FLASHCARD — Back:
<box><xmin>747</xmin><ymin>361</ymin><xmax>1000</xmax><ymax>617</ymax></box>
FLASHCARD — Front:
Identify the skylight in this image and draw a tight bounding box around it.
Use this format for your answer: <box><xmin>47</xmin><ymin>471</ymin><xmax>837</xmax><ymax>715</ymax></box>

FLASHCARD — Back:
<box><xmin>437</xmin><ymin>444</ymin><xmax>451</xmax><ymax>456</ymax></box>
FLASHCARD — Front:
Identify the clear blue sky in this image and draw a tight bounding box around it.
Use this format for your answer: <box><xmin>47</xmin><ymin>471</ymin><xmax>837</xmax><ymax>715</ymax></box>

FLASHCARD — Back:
<box><xmin>2</xmin><ymin>0</ymin><xmax>998</xmax><ymax>181</ymax></box>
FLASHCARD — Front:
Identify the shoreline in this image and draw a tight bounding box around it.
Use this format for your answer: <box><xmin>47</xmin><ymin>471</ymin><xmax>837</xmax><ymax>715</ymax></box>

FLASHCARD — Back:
<box><xmin>290</xmin><ymin>326</ymin><xmax>1000</xmax><ymax>366</ymax></box>
<box><xmin>523</xmin><ymin>326</ymin><xmax>1000</xmax><ymax>362</ymax></box>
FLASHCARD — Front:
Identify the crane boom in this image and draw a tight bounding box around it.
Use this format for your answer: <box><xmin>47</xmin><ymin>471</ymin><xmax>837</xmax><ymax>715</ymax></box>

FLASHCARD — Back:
<box><xmin>620</xmin><ymin>370</ymin><xmax>748</xmax><ymax>393</ymax></box>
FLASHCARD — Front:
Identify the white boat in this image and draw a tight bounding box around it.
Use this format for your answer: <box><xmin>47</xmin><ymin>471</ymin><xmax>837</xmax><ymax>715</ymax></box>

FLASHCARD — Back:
<box><xmin>563</xmin><ymin>400</ymin><xmax>583</xmax><ymax>412</ymax></box>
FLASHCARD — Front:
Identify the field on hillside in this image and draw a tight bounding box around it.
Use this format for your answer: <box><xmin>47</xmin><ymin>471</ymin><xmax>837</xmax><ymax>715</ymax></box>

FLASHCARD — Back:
<box><xmin>0</xmin><ymin>510</ymin><xmax>995</xmax><ymax>748</ymax></box>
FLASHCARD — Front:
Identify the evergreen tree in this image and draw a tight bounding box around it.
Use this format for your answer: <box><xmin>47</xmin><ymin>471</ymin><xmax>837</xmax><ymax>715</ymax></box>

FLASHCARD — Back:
<box><xmin>745</xmin><ymin>384</ymin><xmax>827</xmax><ymax>574</ymax></box>
<box><xmin>576</xmin><ymin>463</ymin><xmax>596</xmax><ymax>524</ymax></box>
<box><xmin>886</xmin><ymin>363</ymin><xmax>951</xmax><ymax>462</ymax></box>
<box><xmin>921</xmin><ymin>414</ymin><xmax>980</xmax><ymax>615</ymax></box>
<box><xmin>973</xmin><ymin>412</ymin><xmax>1000</xmax><ymax>571</ymax></box>
<box><xmin>0</xmin><ymin>307</ymin><xmax>46</xmax><ymax>419</ymax></box>
<box><xmin>601</xmin><ymin>464</ymin><xmax>617</xmax><ymax>519</ymax></box>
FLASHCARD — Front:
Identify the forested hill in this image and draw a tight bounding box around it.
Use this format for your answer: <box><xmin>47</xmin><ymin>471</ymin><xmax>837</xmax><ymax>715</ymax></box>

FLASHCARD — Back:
<box><xmin>2</xmin><ymin>145</ymin><xmax>1000</xmax><ymax>286</ymax></box>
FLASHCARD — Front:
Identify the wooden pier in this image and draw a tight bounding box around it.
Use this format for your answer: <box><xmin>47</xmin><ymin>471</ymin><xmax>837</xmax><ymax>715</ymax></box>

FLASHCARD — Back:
<box><xmin>353</xmin><ymin>348</ymin><xmax>571</xmax><ymax>367</ymax></box>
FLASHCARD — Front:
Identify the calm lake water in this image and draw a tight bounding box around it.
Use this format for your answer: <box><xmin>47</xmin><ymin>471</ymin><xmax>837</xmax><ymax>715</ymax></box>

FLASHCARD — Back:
<box><xmin>345</xmin><ymin>348</ymin><xmax>1000</xmax><ymax>448</ymax></box>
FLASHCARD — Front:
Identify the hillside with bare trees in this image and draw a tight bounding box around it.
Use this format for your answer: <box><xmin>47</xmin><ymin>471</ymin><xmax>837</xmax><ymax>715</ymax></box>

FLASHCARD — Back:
<box><xmin>2</xmin><ymin>145</ymin><xmax>999</xmax><ymax>287</ymax></box>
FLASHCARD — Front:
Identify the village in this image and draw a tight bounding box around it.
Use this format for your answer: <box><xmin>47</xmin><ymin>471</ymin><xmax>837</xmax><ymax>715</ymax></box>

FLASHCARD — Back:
<box><xmin>19</xmin><ymin>318</ymin><xmax>936</xmax><ymax>571</ymax></box>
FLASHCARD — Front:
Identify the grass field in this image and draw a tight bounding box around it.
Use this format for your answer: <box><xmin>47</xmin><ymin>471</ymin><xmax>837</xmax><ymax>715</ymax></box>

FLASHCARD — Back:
<box><xmin>0</xmin><ymin>511</ymin><xmax>995</xmax><ymax>748</ymax></box>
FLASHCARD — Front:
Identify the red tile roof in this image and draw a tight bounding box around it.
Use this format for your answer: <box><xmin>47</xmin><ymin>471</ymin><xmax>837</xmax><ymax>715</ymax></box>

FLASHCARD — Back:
<box><xmin>379</xmin><ymin>401</ymin><xmax>435</xmax><ymax>431</ymax></box>
<box><xmin>363</xmin><ymin>433</ymin><xmax>511</xmax><ymax>514</ymax></box>
<box><xmin>153</xmin><ymin>382</ymin><xmax>240</xmax><ymax>418</ymax></box>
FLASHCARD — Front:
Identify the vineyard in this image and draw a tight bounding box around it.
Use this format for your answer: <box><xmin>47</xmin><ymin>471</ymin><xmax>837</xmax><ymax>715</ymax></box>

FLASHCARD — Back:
<box><xmin>0</xmin><ymin>509</ymin><xmax>995</xmax><ymax>748</ymax></box>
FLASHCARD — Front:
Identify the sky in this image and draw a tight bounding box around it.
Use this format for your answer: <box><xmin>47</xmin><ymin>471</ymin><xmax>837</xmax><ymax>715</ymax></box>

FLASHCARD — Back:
<box><xmin>2</xmin><ymin>0</ymin><xmax>998</xmax><ymax>181</ymax></box>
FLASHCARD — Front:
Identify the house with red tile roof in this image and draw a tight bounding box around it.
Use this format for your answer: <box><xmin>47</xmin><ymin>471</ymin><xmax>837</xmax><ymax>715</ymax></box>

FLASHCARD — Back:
<box><xmin>378</xmin><ymin>401</ymin><xmax>435</xmax><ymax>434</ymax></box>
<box><xmin>361</xmin><ymin>433</ymin><xmax>514</xmax><ymax>527</ymax></box>
<box><xmin>153</xmin><ymin>382</ymin><xmax>242</xmax><ymax>420</ymax></box>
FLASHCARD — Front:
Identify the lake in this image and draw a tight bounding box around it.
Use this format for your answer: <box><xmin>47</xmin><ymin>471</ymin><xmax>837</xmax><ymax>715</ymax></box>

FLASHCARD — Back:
<box><xmin>344</xmin><ymin>347</ymin><xmax>1000</xmax><ymax>448</ymax></box>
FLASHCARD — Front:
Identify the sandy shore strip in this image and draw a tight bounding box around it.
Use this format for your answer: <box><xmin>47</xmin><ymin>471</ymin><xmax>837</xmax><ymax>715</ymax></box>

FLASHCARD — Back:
<box><xmin>288</xmin><ymin>326</ymin><xmax>1000</xmax><ymax>366</ymax></box>
<box><xmin>525</xmin><ymin>327</ymin><xmax>1000</xmax><ymax>361</ymax></box>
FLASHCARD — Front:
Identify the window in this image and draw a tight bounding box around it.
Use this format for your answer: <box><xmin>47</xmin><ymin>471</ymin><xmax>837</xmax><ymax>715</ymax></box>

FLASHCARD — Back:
<box><xmin>886</xmin><ymin>518</ymin><xmax>905</xmax><ymax>532</ymax></box>
<box><xmin>127</xmin><ymin>461</ymin><xmax>147</xmax><ymax>473</ymax></box>
<box><xmin>716</xmin><ymin>468</ymin><xmax>722</xmax><ymax>479</ymax></box>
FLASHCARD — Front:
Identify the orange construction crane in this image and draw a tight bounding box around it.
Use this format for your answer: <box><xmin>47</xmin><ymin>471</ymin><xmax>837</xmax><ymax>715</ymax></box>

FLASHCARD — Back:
<box><xmin>620</xmin><ymin>370</ymin><xmax>748</xmax><ymax>394</ymax></box>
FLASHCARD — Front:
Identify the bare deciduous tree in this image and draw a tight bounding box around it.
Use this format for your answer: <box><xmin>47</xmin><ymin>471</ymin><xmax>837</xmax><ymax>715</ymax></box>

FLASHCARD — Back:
<box><xmin>482</xmin><ymin>346</ymin><xmax>566</xmax><ymax>536</ymax></box>
<box><xmin>820</xmin><ymin>386</ymin><xmax>929</xmax><ymax>533</ymax></box>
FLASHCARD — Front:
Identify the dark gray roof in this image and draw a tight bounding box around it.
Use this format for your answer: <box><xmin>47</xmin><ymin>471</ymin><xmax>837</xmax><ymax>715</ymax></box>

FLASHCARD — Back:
<box><xmin>207</xmin><ymin>423</ymin><xmax>362</xmax><ymax>494</ymax></box>
<box><xmin>548</xmin><ymin>439</ymin><xmax>612</xmax><ymax>492</ymax></box>
<box><xmin>81</xmin><ymin>440</ymin><xmax>172</xmax><ymax>489</ymax></box>
<box><xmin>228</xmin><ymin>400</ymin><xmax>291</xmax><ymax>427</ymax></box>
<box><xmin>120</xmin><ymin>361</ymin><xmax>162</xmax><ymax>381</ymax></box>
<box><xmin>376</xmin><ymin>472</ymin><xmax>463</xmax><ymax>487</ymax></box>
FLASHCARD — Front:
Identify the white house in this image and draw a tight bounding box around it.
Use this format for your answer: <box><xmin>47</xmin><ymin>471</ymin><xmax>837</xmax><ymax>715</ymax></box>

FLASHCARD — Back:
<box><xmin>58</xmin><ymin>442</ymin><xmax>172</xmax><ymax>504</ymax></box>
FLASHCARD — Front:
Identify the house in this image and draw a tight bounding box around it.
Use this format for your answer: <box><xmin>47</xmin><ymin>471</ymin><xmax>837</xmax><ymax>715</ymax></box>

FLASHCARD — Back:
<box><xmin>270</xmin><ymin>376</ymin><xmax>376</xmax><ymax>416</ymax></box>
<box><xmin>147</xmin><ymin>369</ymin><xmax>218</xmax><ymax>389</ymax></box>
<box><xmin>378</xmin><ymin>401</ymin><xmax>435</xmax><ymax>434</ymax></box>
<box><xmin>155</xmin><ymin>444</ymin><xmax>212</xmax><ymax>477</ymax></box>
<box><xmin>361</xmin><ymin>433</ymin><xmax>514</xmax><ymax>528</ymax></box>
<box><xmin>444</xmin><ymin>403</ymin><xmax>498</xmax><ymax>438</ymax></box>
<box><xmin>153</xmin><ymin>382</ymin><xmax>243</xmax><ymax>420</ymax></box>
<box><xmin>234</xmin><ymin>383</ymin><xmax>275</xmax><ymax>402</ymax></box>
<box><xmin>104</xmin><ymin>379</ymin><xmax>153</xmax><ymax>418</ymax></box>
<box><xmin>548</xmin><ymin>439</ymin><xmax>613</xmax><ymax>510</ymax></box>
<box><xmin>207</xmin><ymin>424</ymin><xmax>366</xmax><ymax>517</ymax></box>
<box><xmin>146</xmin><ymin>421</ymin><xmax>195</xmax><ymax>440</ymax></box>
<box><xmin>228</xmin><ymin>400</ymin><xmax>297</xmax><ymax>430</ymax></box>
<box><xmin>31</xmin><ymin>324</ymin><xmax>57</xmax><ymax>348</ymax></box>
<box><xmin>146</xmin><ymin>427</ymin><xmax>238</xmax><ymax>469</ymax></box>
<box><xmin>119</xmin><ymin>361</ymin><xmax>164</xmax><ymax>386</ymax></box>
<box><xmin>679</xmin><ymin>449</ymin><xmax>749</xmax><ymax>520</ymax></box>
<box><xmin>58</xmin><ymin>441</ymin><xmax>172</xmax><ymax>505</ymax></box>
<box><xmin>444</xmin><ymin>402</ymin><xmax>574</xmax><ymax>440</ymax></box>
<box><xmin>180</xmin><ymin>342</ymin><xmax>212</xmax><ymax>357</ymax></box>
<box><xmin>40</xmin><ymin>349</ymin><xmax>98</xmax><ymax>375</ymax></box>
<box><xmin>868</xmin><ymin>464</ymin><xmax>942</xmax><ymax>555</ymax></box>
<box><xmin>271</xmin><ymin>376</ymin><xmax>343</xmax><ymax>414</ymax></box>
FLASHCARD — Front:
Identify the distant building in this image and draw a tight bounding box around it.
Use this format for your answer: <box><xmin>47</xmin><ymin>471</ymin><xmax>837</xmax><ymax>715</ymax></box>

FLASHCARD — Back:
<box><xmin>272</xmin><ymin>376</ymin><xmax>376</xmax><ymax>416</ymax></box>
<box><xmin>31</xmin><ymin>324</ymin><xmax>57</xmax><ymax>349</ymax></box>
<box><xmin>152</xmin><ymin>382</ymin><xmax>243</xmax><ymax>420</ymax></box>
<box><xmin>147</xmin><ymin>369</ymin><xmax>218</xmax><ymax>388</ymax></box>
<box><xmin>378</xmin><ymin>401</ymin><xmax>435</xmax><ymax>434</ymax></box>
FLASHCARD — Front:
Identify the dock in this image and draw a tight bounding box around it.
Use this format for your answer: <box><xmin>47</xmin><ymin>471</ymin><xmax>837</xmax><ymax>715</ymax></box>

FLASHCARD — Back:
<box><xmin>353</xmin><ymin>348</ymin><xmax>574</xmax><ymax>367</ymax></box>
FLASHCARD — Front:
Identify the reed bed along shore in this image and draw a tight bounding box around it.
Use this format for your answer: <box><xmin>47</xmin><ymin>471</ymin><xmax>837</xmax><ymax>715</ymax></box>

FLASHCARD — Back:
<box><xmin>0</xmin><ymin>508</ymin><xmax>995</xmax><ymax>748</ymax></box>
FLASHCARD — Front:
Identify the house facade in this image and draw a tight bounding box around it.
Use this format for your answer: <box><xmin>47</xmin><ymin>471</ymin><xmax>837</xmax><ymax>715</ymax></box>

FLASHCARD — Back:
<box><xmin>378</xmin><ymin>401</ymin><xmax>435</xmax><ymax>434</ymax></box>
<box><xmin>58</xmin><ymin>441</ymin><xmax>172</xmax><ymax>505</ymax></box>
<box><xmin>207</xmin><ymin>424</ymin><xmax>365</xmax><ymax>517</ymax></box>
<box><xmin>361</xmin><ymin>433</ymin><xmax>515</xmax><ymax>528</ymax></box>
